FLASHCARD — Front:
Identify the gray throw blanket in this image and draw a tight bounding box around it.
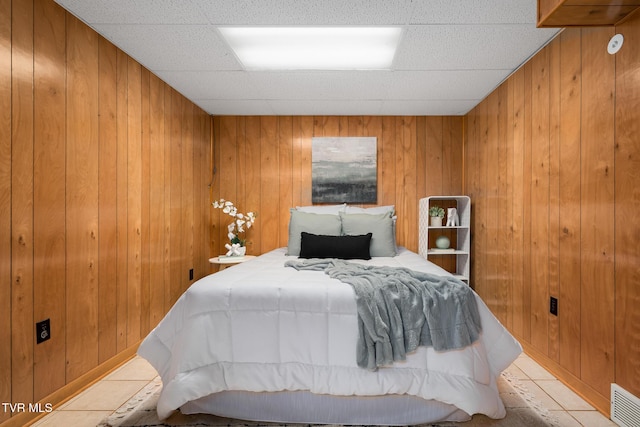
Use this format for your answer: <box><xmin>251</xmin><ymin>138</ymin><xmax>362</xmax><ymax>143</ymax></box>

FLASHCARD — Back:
<box><xmin>285</xmin><ymin>259</ymin><xmax>482</xmax><ymax>371</ymax></box>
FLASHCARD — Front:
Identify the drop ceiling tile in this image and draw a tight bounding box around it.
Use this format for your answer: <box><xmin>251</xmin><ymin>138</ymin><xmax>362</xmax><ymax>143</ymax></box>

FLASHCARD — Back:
<box><xmin>55</xmin><ymin>0</ymin><xmax>209</xmax><ymax>24</ymax></box>
<box><xmin>394</xmin><ymin>24</ymin><xmax>559</xmax><ymax>71</ymax></box>
<box><xmin>380</xmin><ymin>99</ymin><xmax>478</xmax><ymax>116</ymax></box>
<box><xmin>385</xmin><ymin>70</ymin><xmax>512</xmax><ymax>100</ymax></box>
<box><xmin>155</xmin><ymin>71</ymin><xmax>260</xmax><ymax>101</ymax></box>
<box><xmin>92</xmin><ymin>24</ymin><xmax>241</xmax><ymax>71</ymax></box>
<box><xmin>267</xmin><ymin>100</ymin><xmax>384</xmax><ymax>116</ymax></box>
<box><xmin>247</xmin><ymin>71</ymin><xmax>392</xmax><ymax>100</ymax></box>
<box><xmin>194</xmin><ymin>0</ymin><xmax>413</xmax><ymax>25</ymax></box>
<box><xmin>196</xmin><ymin>100</ymin><xmax>275</xmax><ymax>116</ymax></box>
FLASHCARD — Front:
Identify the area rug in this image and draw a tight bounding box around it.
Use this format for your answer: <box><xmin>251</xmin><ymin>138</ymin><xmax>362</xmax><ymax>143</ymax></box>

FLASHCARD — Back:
<box><xmin>97</xmin><ymin>373</ymin><xmax>560</xmax><ymax>427</ymax></box>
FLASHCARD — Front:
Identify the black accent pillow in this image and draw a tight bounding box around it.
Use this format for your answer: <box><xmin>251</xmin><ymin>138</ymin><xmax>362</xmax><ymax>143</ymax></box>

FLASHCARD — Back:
<box><xmin>299</xmin><ymin>232</ymin><xmax>372</xmax><ymax>260</ymax></box>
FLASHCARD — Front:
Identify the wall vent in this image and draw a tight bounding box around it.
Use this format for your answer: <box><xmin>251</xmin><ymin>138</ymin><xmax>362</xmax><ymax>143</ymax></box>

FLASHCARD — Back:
<box><xmin>611</xmin><ymin>383</ymin><xmax>640</xmax><ymax>427</ymax></box>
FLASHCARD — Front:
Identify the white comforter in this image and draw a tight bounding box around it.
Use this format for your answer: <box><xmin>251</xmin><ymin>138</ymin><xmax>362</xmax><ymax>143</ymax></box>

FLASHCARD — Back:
<box><xmin>138</xmin><ymin>247</ymin><xmax>522</xmax><ymax>420</ymax></box>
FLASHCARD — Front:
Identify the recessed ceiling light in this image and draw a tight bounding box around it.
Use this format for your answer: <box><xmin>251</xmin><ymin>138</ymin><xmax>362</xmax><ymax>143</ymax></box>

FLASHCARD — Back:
<box><xmin>218</xmin><ymin>27</ymin><xmax>402</xmax><ymax>70</ymax></box>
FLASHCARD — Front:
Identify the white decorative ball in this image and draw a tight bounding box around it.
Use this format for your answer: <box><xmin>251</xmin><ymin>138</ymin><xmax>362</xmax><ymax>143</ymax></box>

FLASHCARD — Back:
<box><xmin>435</xmin><ymin>235</ymin><xmax>450</xmax><ymax>249</ymax></box>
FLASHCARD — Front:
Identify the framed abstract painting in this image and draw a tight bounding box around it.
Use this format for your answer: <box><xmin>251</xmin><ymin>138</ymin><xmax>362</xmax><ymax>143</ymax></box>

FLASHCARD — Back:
<box><xmin>311</xmin><ymin>137</ymin><xmax>377</xmax><ymax>204</ymax></box>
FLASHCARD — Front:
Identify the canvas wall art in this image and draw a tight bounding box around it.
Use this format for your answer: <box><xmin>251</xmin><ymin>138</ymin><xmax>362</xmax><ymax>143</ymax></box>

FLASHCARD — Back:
<box><xmin>312</xmin><ymin>137</ymin><xmax>377</xmax><ymax>204</ymax></box>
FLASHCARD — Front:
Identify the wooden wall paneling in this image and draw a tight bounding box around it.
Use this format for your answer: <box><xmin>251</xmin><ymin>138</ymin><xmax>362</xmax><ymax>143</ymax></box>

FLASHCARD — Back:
<box><xmin>442</xmin><ymin>116</ymin><xmax>463</xmax><ymax>196</ymax></box>
<box><xmin>201</xmin><ymin>112</ymin><xmax>212</xmax><ymax>275</ymax></box>
<box><xmin>558</xmin><ymin>29</ymin><xmax>583</xmax><ymax>377</ymax></box>
<box><xmin>181</xmin><ymin>98</ymin><xmax>194</xmax><ymax>291</ymax></box>
<box><xmin>140</xmin><ymin>67</ymin><xmax>151</xmax><ymax>336</ymax></box>
<box><xmin>614</xmin><ymin>10</ymin><xmax>640</xmax><ymax>397</ymax></box>
<box><xmin>148</xmin><ymin>72</ymin><xmax>165</xmax><ymax>328</ymax></box>
<box><xmin>97</xmin><ymin>37</ymin><xmax>118</xmax><ymax>364</ymax></box>
<box><xmin>323</xmin><ymin>115</ymin><xmax>341</xmax><ymax>136</ymax></box>
<box><xmin>393</xmin><ymin>118</ymin><xmax>404</xmax><ymax>246</ymax></box>
<box><xmin>169</xmin><ymin>90</ymin><xmax>183</xmax><ymax>304</ymax></box>
<box><xmin>126</xmin><ymin>57</ymin><xmax>142</xmax><ymax>346</ymax></box>
<box><xmin>579</xmin><ymin>27</ymin><xmax>615</xmax><ymax>397</ymax></box>
<box><xmin>191</xmin><ymin>109</ymin><xmax>203</xmax><ymax>279</ymax></box>
<box><xmin>510</xmin><ymin>68</ymin><xmax>526</xmax><ymax>338</ymax></box>
<box><xmin>380</xmin><ymin>117</ymin><xmax>397</xmax><ymax>207</ymax></box>
<box><xmin>278</xmin><ymin>116</ymin><xmax>293</xmax><ymax>247</ymax></box>
<box><xmin>115</xmin><ymin>48</ymin><xmax>128</xmax><ymax>352</ymax></box>
<box><xmin>496</xmin><ymin>84</ymin><xmax>511</xmax><ymax>327</ymax></box>
<box><xmin>522</xmin><ymin>62</ymin><xmax>533</xmax><ymax>343</ymax></box>
<box><xmin>199</xmin><ymin>111</ymin><xmax>210</xmax><ymax>276</ymax></box>
<box><xmin>485</xmin><ymin>92</ymin><xmax>500</xmax><ymax>312</ymax></box>
<box><xmin>547</xmin><ymin>36</ymin><xmax>561</xmax><ymax>362</ymax></box>
<box><xmin>244</xmin><ymin>117</ymin><xmax>262</xmax><ymax>253</ymax></box>
<box><xmin>414</xmin><ymin>117</ymin><xmax>427</xmax><ymax>200</ymax></box>
<box><xmin>401</xmin><ymin>117</ymin><xmax>417</xmax><ymax>251</ymax></box>
<box><xmin>505</xmin><ymin>75</ymin><xmax>516</xmax><ymax>332</ymax></box>
<box><xmin>0</xmin><ymin>0</ymin><xmax>11</xmax><ymax>420</ymax></box>
<box><xmin>65</xmin><ymin>13</ymin><xmax>100</xmax><ymax>381</ymax></box>
<box><xmin>260</xmin><ymin>116</ymin><xmax>279</xmax><ymax>252</ymax></box>
<box><xmin>347</xmin><ymin>116</ymin><xmax>364</xmax><ymax>138</ymax></box>
<box><xmin>299</xmin><ymin>116</ymin><xmax>313</xmax><ymax>206</ymax></box>
<box><xmin>465</xmin><ymin>111</ymin><xmax>479</xmax><ymax>288</ymax></box>
<box><xmin>473</xmin><ymin>101</ymin><xmax>488</xmax><ymax>297</ymax></box>
<box><xmin>33</xmin><ymin>0</ymin><xmax>66</xmax><ymax>398</ymax></box>
<box><xmin>424</xmin><ymin>117</ymin><xmax>444</xmax><ymax>196</ymax></box>
<box><xmin>11</xmin><ymin>0</ymin><xmax>34</xmax><ymax>406</ymax></box>
<box><xmin>290</xmin><ymin>117</ymin><xmax>302</xmax><ymax>209</ymax></box>
<box><xmin>530</xmin><ymin>46</ymin><xmax>551</xmax><ymax>355</ymax></box>
<box><xmin>363</xmin><ymin>116</ymin><xmax>384</xmax><ymax>205</ymax></box>
<box><xmin>215</xmin><ymin>117</ymin><xmax>237</xmax><ymax>255</ymax></box>
<box><xmin>162</xmin><ymin>83</ymin><xmax>172</xmax><ymax>310</ymax></box>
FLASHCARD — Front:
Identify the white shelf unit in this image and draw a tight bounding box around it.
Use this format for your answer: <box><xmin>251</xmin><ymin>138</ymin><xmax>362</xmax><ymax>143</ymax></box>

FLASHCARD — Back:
<box><xmin>419</xmin><ymin>196</ymin><xmax>471</xmax><ymax>283</ymax></box>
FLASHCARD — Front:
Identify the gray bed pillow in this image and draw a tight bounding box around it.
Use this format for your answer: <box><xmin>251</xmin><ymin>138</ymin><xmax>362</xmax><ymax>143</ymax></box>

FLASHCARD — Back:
<box><xmin>286</xmin><ymin>209</ymin><xmax>342</xmax><ymax>256</ymax></box>
<box><xmin>339</xmin><ymin>212</ymin><xmax>397</xmax><ymax>257</ymax></box>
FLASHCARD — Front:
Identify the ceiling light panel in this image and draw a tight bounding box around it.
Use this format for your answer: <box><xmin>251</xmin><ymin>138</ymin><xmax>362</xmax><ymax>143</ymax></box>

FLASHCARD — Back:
<box><xmin>219</xmin><ymin>27</ymin><xmax>402</xmax><ymax>70</ymax></box>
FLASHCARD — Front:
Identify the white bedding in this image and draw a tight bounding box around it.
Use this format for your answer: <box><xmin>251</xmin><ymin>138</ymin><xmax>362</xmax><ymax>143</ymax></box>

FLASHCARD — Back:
<box><xmin>138</xmin><ymin>247</ymin><xmax>522</xmax><ymax>423</ymax></box>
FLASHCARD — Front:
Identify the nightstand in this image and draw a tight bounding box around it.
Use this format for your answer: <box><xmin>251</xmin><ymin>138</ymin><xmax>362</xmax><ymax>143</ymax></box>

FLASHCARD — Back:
<box><xmin>209</xmin><ymin>255</ymin><xmax>256</xmax><ymax>270</ymax></box>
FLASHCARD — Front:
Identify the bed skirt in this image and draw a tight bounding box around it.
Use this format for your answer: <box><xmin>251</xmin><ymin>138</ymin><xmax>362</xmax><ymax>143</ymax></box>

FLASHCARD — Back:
<box><xmin>181</xmin><ymin>390</ymin><xmax>472</xmax><ymax>425</ymax></box>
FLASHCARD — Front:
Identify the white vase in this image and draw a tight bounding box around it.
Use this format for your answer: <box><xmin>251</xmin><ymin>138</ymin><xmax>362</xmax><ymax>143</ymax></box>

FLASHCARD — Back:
<box><xmin>430</xmin><ymin>216</ymin><xmax>443</xmax><ymax>227</ymax></box>
<box><xmin>236</xmin><ymin>246</ymin><xmax>246</xmax><ymax>256</ymax></box>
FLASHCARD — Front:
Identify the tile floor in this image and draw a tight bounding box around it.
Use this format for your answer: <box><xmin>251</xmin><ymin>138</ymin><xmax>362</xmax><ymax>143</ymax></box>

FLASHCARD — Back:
<box><xmin>30</xmin><ymin>353</ymin><xmax>617</xmax><ymax>427</ymax></box>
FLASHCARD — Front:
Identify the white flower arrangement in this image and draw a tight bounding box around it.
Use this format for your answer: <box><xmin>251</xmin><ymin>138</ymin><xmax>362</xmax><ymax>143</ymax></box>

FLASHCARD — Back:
<box><xmin>212</xmin><ymin>199</ymin><xmax>256</xmax><ymax>250</ymax></box>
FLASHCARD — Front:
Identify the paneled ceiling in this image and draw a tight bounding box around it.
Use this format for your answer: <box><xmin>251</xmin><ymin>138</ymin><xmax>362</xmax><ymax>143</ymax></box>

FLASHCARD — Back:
<box><xmin>54</xmin><ymin>0</ymin><xmax>560</xmax><ymax>116</ymax></box>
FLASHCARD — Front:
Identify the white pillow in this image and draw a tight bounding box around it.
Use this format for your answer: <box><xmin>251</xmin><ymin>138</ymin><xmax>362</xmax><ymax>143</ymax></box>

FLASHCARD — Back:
<box><xmin>345</xmin><ymin>205</ymin><xmax>395</xmax><ymax>215</ymax></box>
<box><xmin>339</xmin><ymin>212</ymin><xmax>397</xmax><ymax>257</ymax></box>
<box><xmin>296</xmin><ymin>204</ymin><xmax>346</xmax><ymax>215</ymax></box>
<box><xmin>287</xmin><ymin>209</ymin><xmax>342</xmax><ymax>256</ymax></box>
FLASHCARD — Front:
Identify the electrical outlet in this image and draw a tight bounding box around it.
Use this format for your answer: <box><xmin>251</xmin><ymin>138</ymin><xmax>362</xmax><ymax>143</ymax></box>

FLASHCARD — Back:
<box><xmin>36</xmin><ymin>319</ymin><xmax>50</xmax><ymax>344</ymax></box>
<box><xmin>550</xmin><ymin>296</ymin><xmax>558</xmax><ymax>316</ymax></box>
<box><xmin>189</xmin><ymin>268</ymin><xmax>194</xmax><ymax>280</ymax></box>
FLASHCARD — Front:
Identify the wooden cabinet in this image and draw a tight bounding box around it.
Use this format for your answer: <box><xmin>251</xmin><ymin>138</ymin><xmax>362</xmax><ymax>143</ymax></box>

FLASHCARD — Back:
<box><xmin>419</xmin><ymin>196</ymin><xmax>470</xmax><ymax>283</ymax></box>
<box><xmin>537</xmin><ymin>0</ymin><xmax>640</xmax><ymax>27</ymax></box>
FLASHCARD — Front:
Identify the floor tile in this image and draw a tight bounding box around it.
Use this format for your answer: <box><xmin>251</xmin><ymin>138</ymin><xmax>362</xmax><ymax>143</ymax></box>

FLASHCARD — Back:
<box><xmin>104</xmin><ymin>356</ymin><xmax>158</xmax><ymax>381</ymax></box>
<box><xmin>60</xmin><ymin>380</ymin><xmax>149</xmax><ymax>411</ymax></box>
<box><xmin>549</xmin><ymin>410</ymin><xmax>583</xmax><ymax>427</ymax></box>
<box><xmin>569</xmin><ymin>410</ymin><xmax>617</xmax><ymax>426</ymax></box>
<box><xmin>536</xmin><ymin>379</ymin><xmax>595</xmax><ymax>411</ymax></box>
<box><xmin>30</xmin><ymin>410</ymin><xmax>112</xmax><ymax>427</ymax></box>
<box><xmin>520</xmin><ymin>379</ymin><xmax>564</xmax><ymax>411</ymax></box>
<box><xmin>514</xmin><ymin>355</ymin><xmax>557</xmax><ymax>380</ymax></box>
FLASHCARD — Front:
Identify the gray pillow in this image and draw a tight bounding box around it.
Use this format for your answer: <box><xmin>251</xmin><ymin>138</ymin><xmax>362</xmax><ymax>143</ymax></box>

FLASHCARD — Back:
<box><xmin>339</xmin><ymin>212</ymin><xmax>397</xmax><ymax>257</ymax></box>
<box><xmin>287</xmin><ymin>209</ymin><xmax>342</xmax><ymax>256</ymax></box>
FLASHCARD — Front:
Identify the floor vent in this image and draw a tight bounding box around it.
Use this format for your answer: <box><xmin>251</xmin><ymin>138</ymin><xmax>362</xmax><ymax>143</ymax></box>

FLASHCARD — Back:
<box><xmin>611</xmin><ymin>383</ymin><xmax>640</xmax><ymax>427</ymax></box>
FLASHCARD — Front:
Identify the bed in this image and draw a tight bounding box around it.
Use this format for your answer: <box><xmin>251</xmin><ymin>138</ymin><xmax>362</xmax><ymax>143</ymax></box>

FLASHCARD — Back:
<box><xmin>137</xmin><ymin>205</ymin><xmax>522</xmax><ymax>425</ymax></box>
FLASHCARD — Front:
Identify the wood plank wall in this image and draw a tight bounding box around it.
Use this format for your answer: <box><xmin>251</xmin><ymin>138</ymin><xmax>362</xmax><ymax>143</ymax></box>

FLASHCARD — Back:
<box><xmin>210</xmin><ymin>116</ymin><xmax>464</xmax><ymax>263</ymax></box>
<box><xmin>0</xmin><ymin>1</ymin><xmax>211</xmax><ymax>424</ymax></box>
<box><xmin>464</xmin><ymin>13</ymin><xmax>640</xmax><ymax>414</ymax></box>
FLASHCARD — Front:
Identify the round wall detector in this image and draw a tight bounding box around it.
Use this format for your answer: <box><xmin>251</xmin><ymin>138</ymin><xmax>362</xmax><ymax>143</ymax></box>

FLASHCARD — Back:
<box><xmin>608</xmin><ymin>34</ymin><xmax>624</xmax><ymax>55</ymax></box>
